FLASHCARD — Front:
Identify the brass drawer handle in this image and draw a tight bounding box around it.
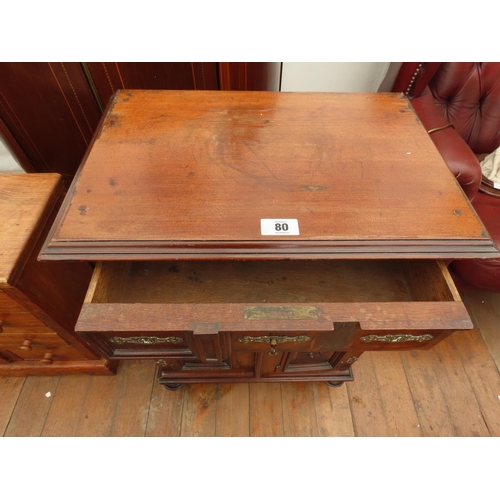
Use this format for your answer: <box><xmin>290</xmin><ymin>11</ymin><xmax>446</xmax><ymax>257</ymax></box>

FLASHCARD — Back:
<box><xmin>360</xmin><ymin>334</ymin><xmax>434</xmax><ymax>343</ymax></box>
<box><xmin>237</xmin><ymin>334</ymin><xmax>312</xmax><ymax>356</ymax></box>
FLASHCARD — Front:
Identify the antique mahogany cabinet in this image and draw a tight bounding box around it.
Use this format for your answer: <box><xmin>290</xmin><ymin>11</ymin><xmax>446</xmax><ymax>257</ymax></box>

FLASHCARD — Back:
<box><xmin>0</xmin><ymin>174</ymin><xmax>115</xmax><ymax>374</ymax></box>
<box><xmin>40</xmin><ymin>90</ymin><xmax>499</xmax><ymax>389</ymax></box>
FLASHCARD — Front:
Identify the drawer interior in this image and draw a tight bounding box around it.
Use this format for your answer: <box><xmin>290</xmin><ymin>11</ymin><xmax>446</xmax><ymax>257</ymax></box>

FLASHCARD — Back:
<box><xmin>85</xmin><ymin>259</ymin><xmax>460</xmax><ymax>305</ymax></box>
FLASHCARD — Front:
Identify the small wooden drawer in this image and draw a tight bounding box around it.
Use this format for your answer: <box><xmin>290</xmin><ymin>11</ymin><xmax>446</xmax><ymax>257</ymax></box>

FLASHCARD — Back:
<box><xmin>0</xmin><ymin>289</ymin><xmax>27</xmax><ymax>313</ymax></box>
<box><xmin>0</xmin><ymin>288</ymin><xmax>23</xmax><ymax>312</ymax></box>
<box><xmin>0</xmin><ymin>331</ymin><xmax>69</xmax><ymax>349</ymax></box>
<box><xmin>83</xmin><ymin>331</ymin><xmax>196</xmax><ymax>359</ymax></box>
<box><xmin>348</xmin><ymin>329</ymin><xmax>451</xmax><ymax>351</ymax></box>
<box><xmin>1</xmin><ymin>291</ymin><xmax>56</xmax><ymax>335</ymax></box>
<box><xmin>0</xmin><ymin>312</ymin><xmax>86</xmax><ymax>361</ymax></box>
<box><xmin>76</xmin><ymin>259</ymin><xmax>473</xmax><ymax>365</ymax></box>
<box><xmin>1</xmin><ymin>343</ymin><xmax>88</xmax><ymax>362</ymax></box>
<box><xmin>233</xmin><ymin>330</ymin><xmax>327</xmax><ymax>355</ymax></box>
<box><xmin>0</xmin><ymin>311</ymin><xmax>56</xmax><ymax>334</ymax></box>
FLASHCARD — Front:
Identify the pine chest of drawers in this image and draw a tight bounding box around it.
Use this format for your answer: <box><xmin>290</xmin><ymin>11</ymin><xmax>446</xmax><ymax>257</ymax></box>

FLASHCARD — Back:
<box><xmin>0</xmin><ymin>174</ymin><xmax>115</xmax><ymax>375</ymax></box>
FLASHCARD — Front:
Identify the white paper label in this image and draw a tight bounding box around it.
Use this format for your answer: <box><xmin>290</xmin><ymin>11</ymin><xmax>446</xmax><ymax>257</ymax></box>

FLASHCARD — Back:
<box><xmin>494</xmin><ymin>182</ymin><xmax>500</xmax><ymax>190</ymax></box>
<box><xmin>261</xmin><ymin>219</ymin><xmax>299</xmax><ymax>236</ymax></box>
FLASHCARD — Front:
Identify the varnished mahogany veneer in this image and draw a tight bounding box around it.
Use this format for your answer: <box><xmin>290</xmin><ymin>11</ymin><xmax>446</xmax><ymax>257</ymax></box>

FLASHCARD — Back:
<box><xmin>40</xmin><ymin>90</ymin><xmax>497</xmax><ymax>261</ymax></box>
<box><xmin>39</xmin><ymin>90</ymin><xmax>499</xmax><ymax>387</ymax></box>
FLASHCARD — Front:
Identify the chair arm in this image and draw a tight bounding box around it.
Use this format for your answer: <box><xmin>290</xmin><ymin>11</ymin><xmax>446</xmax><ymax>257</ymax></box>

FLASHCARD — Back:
<box><xmin>410</xmin><ymin>90</ymin><xmax>482</xmax><ymax>200</ymax></box>
<box><xmin>392</xmin><ymin>63</ymin><xmax>441</xmax><ymax>97</ymax></box>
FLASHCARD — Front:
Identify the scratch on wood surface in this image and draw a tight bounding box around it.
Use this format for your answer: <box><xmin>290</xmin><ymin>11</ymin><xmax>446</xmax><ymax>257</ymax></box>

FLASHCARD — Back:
<box><xmin>245</xmin><ymin>142</ymin><xmax>279</xmax><ymax>181</ymax></box>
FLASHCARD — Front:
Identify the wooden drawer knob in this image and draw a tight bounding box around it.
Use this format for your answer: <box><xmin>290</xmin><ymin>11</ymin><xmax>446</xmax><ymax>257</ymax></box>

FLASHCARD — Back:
<box><xmin>19</xmin><ymin>340</ymin><xmax>32</xmax><ymax>350</ymax></box>
<box><xmin>40</xmin><ymin>353</ymin><xmax>54</xmax><ymax>365</ymax></box>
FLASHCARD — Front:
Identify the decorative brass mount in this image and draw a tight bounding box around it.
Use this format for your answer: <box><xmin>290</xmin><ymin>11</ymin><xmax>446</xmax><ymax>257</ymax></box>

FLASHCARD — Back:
<box><xmin>360</xmin><ymin>334</ymin><xmax>433</xmax><ymax>343</ymax></box>
<box><xmin>110</xmin><ymin>336</ymin><xmax>183</xmax><ymax>345</ymax></box>
<box><xmin>237</xmin><ymin>334</ymin><xmax>311</xmax><ymax>356</ymax></box>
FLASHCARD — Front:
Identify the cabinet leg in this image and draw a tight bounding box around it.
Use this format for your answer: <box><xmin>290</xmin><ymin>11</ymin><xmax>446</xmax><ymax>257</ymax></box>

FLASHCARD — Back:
<box><xmin>326</xmin><ymin>381</ymin><xmax>345</xmax><ymax>388</ymax></box>
<box><xmin>163</xmin><ymin>383</ymin><xmax>184</xmax><ymax>391</ymax></box>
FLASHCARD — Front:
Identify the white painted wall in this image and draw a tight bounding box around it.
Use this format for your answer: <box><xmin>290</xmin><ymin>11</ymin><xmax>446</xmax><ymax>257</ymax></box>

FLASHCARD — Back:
<box><xmin>0</xmin><ymin>139</ymin><xmax>23</xmax><ymax>173</ymax></box>
<box><xmin>280</xmin><ymin>62</ymin><xmax>401</xmax><ymax>92</ymax></box>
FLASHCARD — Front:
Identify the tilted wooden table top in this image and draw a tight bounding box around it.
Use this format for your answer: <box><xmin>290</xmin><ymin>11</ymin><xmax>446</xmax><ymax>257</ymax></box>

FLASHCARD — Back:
<box><xmin>40</xmin><ymin>90</ymin><xmax>498</xmax><ymax>260</ymax></box>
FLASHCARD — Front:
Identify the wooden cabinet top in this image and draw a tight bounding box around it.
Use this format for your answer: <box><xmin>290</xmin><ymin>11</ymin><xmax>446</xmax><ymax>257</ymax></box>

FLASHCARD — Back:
<box><xmin>40</xmin><ymin>90</ymin><xmax>498</xmax><ymax>260</ymax></box>
<box><xmin>1</xmin><ymin>173</ymin><xmax>63</xmax><ymax>284</ymax></box>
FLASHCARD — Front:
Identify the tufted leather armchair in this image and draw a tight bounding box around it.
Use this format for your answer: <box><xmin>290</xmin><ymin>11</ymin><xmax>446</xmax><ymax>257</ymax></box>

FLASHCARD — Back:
<box><xmin>393</xmin><ymin>62</ymin><xmax>500</xmax><ymax>291</ymax></box>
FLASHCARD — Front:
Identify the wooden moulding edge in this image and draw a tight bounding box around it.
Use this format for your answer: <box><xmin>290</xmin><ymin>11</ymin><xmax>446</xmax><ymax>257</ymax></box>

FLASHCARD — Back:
<box><xmin>38</xmin><ymin>237</ymin><xmax>500</xmax><ymax>261</ymax></box>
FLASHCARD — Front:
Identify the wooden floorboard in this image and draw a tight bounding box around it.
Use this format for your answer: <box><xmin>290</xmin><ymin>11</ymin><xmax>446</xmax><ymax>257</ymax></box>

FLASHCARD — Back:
<box><xmin>2</xmin><ymin>292</ymin><xmax>500</xmax><ymax>437</ymax></box>
<box><xmin>400</xmin><ymin>349</ymin><xmax>458</xmax><ymax>436</ymax></box>
<box><xmin>215</xmin><ymin>383</ymin><xmax>250</xmax><ymax>437</ymax></box>
<box><xmin>0</xmin><ymin>377</ymin><xmax>26</xmax><ymax>436</ymax></box>
<box><xmin>4</xmin><ymin>376</ymin><xmax>60</xmax><ymax>437</ymax></box>
<box><xmin>451</xmin><ymin>329</ymin><xmax>500</xmax><ymax>436</ymax></box>
<box><xmin>145</xmin><ymin>368</ymin><xmax>185</xmax><ymax>437</ymax></box>
<box><xmin>282</xmin><ymin>382</ymin><xmax>319</xmax><ymax>436</ymax></box>
<box><xmin>463</xmin><ymin>291</ymin><xmax>500</xmax><ymax>372</ymax></box>
<box><xmin>421</xmin><ymin>336</ymin><xmax>490</xmax><ymax>436</ymax></box>
<box><xmin>249</xmin><ymin>383</ymin><xmax>284</xmax><ymax>437</ymax></box>
<box><xmin>71</xmin><ymin>365</ymin><xmax>125</xmax><ymax>437</ymax></box>
<box><xmin>41</xmin><ymin>374</ymin><xmax>92</xmax><ymax>437</ymax></box>
<box><xmin>347</xmin><ymin>351</ymin><xmax>422</xmax><ymax>437</ymax></box>
<box><xmin>180</xmin><ymin>384</ymin><xmax>218</xmax><ymax>437</ymax></box>
<box><xmin>312</xmin><ymin>382</ymin><xmax>355</xmax><ymax>437</ymax></box>
<box><xmin>109</xmin><ymin>360</ymin><xmax>156</xmax><ymax>437</ymax></box>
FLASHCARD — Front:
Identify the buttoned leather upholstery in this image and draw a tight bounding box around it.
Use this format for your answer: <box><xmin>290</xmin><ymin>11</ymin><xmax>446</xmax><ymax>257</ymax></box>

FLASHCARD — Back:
<box><xmin>393</xmin><ymin>62</ymin><xmax>500</xmax><ymax>291</ymax></box>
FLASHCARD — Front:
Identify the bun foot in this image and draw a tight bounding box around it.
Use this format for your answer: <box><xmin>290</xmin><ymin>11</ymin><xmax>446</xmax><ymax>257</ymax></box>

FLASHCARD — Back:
<box><xmin>326</xmin><ymin>381</ymin><xmax>344</xmax><ymax>387</ymax></box>
<box><xmin>163</xmin><ymin>383</ymin><xmax>184</xmax><ymax>391</ymax></box>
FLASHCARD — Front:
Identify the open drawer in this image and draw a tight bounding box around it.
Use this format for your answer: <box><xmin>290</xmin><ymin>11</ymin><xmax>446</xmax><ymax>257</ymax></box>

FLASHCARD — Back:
<box><xmin>76</xmin><ymin>259</ymin><xmax>472</xmax><ymax>369</ymax></box>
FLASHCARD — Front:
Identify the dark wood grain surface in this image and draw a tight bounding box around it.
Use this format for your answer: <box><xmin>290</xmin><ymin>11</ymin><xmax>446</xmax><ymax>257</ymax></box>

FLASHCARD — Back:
<box><xmin>0</xmin><ymin>63</ymin><xmax>101</xmax><ymax>183</ymax></box>
<box><xmin>84</xmin><ymin>63</ymin><xmax>219</xmax><ymax>108</ymax></box>
<box><xmin>40</xmin><ymin>90</ymin><xmax>498</xmax><ymax>260</ymax></box>
<box><xmin>218</xmin><ymin>63</ymin><xmax>281</xmax><ymax>91</ymax></box>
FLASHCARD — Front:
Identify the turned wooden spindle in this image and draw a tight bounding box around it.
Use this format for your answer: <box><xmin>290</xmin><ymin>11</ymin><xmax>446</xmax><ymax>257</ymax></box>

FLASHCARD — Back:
<box><xmin>19</xmin><ymin>340</ymin><xmax>33</xmax><ymax>350</ymax></box>
<box><xmin>40</xmin><ymin>353</ymin><xmax>54</xmax><ymax>365</ymax></box>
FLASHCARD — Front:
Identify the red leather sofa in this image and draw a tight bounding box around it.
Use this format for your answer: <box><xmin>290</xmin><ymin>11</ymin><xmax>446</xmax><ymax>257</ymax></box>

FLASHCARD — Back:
<box><xmin>393</xmin><ymin>62</ymin><xmax>500</xmax><ymax>292</ymax></box>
